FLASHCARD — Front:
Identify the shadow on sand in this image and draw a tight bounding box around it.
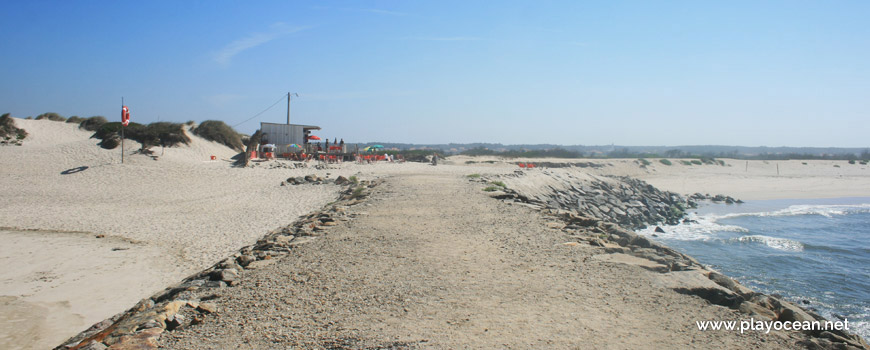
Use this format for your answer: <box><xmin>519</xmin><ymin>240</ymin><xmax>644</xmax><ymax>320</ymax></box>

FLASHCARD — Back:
<box><xmin>60</xmin><ymin>166</ymin><xmax>89</xmax><ymax>175</ymax></box>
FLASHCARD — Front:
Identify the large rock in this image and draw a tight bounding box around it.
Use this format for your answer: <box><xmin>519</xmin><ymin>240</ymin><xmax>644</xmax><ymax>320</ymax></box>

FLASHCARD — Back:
<box><xmin>708</xmin><ymin>271</ymin><xmax>754</xmax><ymax>297</ymax></box>
<box><xmin>105</xmin><ymin>328</ymin><xmax>162</xmax><ymax>349</ymax></box>
<box><xmin>738</xmin><ymin>301</ymin><xmax>777</xmax><ymax>320</ymax></box>
<box><xmin>210</xmin><ymin>268</ymin><xmax>239</xmax><ymax>283</ymax></box>
<box><xmin>778</xmin><ymin>304</ymin><xmax>816</xmax><ymax>323</ymax></box>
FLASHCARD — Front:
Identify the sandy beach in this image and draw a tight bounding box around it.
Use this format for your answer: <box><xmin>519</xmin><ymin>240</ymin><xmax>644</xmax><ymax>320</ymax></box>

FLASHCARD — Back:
<box><xmin>454</xmin><ymin>155</ymin><xmax>870</xmax><ymax>200</ymax></box>
<box><xmin>2</xmin><ymin>119</ymin><xmax>869</xmax><ymax>349</ymax></box>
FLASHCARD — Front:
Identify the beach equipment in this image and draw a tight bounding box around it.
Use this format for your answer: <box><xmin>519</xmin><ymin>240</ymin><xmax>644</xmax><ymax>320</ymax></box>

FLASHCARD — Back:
<box><xmin>308</xmin><ymin>135</ymin><xmax>321</xmax><ymax>140</ymax></box>
<box><xmin>121</xmin><ymin>106</ymin><xmax>130</xmax><ymax>126</ymax></box>
<box><xmin>120</xmin><ymin>101</ymin><xmax>131</xmax><ymax>163</ymax></box>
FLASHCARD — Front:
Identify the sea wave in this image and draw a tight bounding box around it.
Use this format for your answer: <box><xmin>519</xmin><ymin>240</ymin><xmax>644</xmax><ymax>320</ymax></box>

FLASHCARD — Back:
<box><xmin>637</xmin><ymin>213</ymin><xmax>805</xmax><ymax>252</ymax></box>
<box><xmin>721</xmin><ymin>203</ymin><xmax>870</xmax><ymax>219</ymax></box>
<box><xmin>730</xmin><ymin>235</ymin><xmax>805</xmax><ymax>252</ymax></box>
<box><xmin>637</xmin><ymin>212</ymin><xmax>747</xmax><ymax>241</ymax></box>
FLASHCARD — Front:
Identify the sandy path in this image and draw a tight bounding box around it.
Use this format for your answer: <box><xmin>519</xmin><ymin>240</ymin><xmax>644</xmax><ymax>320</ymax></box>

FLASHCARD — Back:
<box><xmin>162</xmin><ymin>173</ymin><xmax>801</xmax><ymax>349</ymax></box>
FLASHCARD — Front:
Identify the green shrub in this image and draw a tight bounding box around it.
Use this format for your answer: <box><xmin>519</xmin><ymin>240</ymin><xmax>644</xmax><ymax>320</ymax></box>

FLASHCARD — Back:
<box><xmin>482</xmin><ymin>186</ymin><xmax>499</xmax><ymax>192</ymax></box>
<box><xmin>349</xmin><ymin>186</ymin><xmax>366</xmax><ymax>199</ymax></box>
<box><xmin>680</xmin><ymin>160</ymin><xmax>692</xmax><ymax>165</ymax></box>
<box><xmin>79</xmin><ymin>116</ymin><xmax>107</xmax><ymax>131</ymax></box>
<box><xmin>659</xmin><ymin>159</ymin><xmax>672</xmax><ymax>166</ymax></box>
<box><xmin>466</xmin><ymin>173</ymin><xmax>481</xmax><ymax>178</ymax></box>
<box><xmin>690</xmin><ymin>160</ymin><xmax>703</xmax><ymax>165</ymax></box>
<box><xmin>349</xmin><ymin>176</ymin><xmax>359</xmax><ymax>185</ymax></box>
<box><xmin>193</xmin><ymin>120</ymin><xmax>244</xmax><ymax>151</ymax></box>
<box><xmin>848</xmin><ymin>160</ymin><xmax>856</xmax><ymax>164</ymax></box>
<box><xmin>35</xmin><ymin>112</ymin><xmax>66</xmax><ymax>122</ymax></box>
<box><xmin>637</xmin><ymin>158</ymin><xmax>651</xmax><ymax>166</ymax></box>
<box><xmin>0</xmin><ymin>113</ymin><xmax>27</xmax><ymax>140</ymax></box>
<box><xmin>66</xmin><ymin>116</ymin><xmax>84</xmax><ymax>124</ymax></box>
<box><xmin>147</xmin><ymin>122</ymin><xmax>191</xmax><ymax>147</ymax></box>
<box><xmin>93</xmin><ymin>121</ymin><xmax>190</xmax><ymax>149</ymax></box>
<box><xmin>99</xmin><ymin>135</ymin><xmax>120</xmax><ymax>149</ymax></box>
<box><xmin>490</xmin><ymin>180</ymin><xmax>506</xmax><ymax>188</ymax></box>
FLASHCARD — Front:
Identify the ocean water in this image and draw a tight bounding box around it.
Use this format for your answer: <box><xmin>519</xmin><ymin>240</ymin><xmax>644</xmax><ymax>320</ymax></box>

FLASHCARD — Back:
<box><xmin>638</xmin><ymin>197</ymin><xmax>870</xmax><ymax>341</ymax></box>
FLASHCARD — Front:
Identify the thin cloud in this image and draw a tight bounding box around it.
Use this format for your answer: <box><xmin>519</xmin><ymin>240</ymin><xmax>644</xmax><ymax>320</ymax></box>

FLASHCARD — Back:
<box><xmin>213</xmin><ymin>23</ymin><xmax>307</xmax><ymax>67</ymax></box>
<box><xmin>312</xmin><ymin>6</ymin><xmax>407</xmax><ymax>16</ymax></box>
<box><xmin>408</xmin><ymin>36</ymin><xmax>482</xmax><ymax>41</ymax></box>
<box><xmin>353</xmin><ymin>8</ymin><xmax>407</xmax><ymax>16</ymax></box>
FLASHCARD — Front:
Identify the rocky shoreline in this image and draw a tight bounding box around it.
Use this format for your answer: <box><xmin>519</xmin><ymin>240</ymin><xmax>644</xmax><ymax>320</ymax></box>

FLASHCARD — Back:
<box><xmin>54</xmin><ymin>178</ymin><xmax>381</xmax><ymax>350</ymax></box>
<box><xmin>476</xmin><ymin>171</ymin><xmax>868</xmax><ymax>349</ymax></box>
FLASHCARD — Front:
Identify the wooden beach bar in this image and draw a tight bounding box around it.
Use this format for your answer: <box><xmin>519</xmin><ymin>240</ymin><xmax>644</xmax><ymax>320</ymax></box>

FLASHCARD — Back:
<box><xmin>257</xmin><ymin>122</ymin><xmax>357</xmax><ymax>161</ymax></box>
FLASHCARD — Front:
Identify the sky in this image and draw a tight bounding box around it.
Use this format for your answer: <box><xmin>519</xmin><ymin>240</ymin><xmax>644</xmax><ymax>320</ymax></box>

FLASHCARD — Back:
<box><xmin>1</xmin><ymin>1</ymin><xmax>868</xmax><ymax>147</ymax></box>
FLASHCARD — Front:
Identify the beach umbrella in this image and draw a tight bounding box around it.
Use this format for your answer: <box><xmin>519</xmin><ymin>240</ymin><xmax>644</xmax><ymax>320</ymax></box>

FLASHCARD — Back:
<box><xmin>371</xmin><ymin>145</ymin><xmax>384</xmax><ymax>149</ymax></box>
<box><xmin>308</xmin><ymin>135</ymin><xmax>321</xmax><ymax>140</ymax></box>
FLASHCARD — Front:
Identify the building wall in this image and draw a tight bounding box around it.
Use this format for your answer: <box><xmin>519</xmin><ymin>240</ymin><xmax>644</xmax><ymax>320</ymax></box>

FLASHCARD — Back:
<box><xmin>260</xmin><ymin>123</ymin><xmax>304</xmax><ymax>154</ymax></box>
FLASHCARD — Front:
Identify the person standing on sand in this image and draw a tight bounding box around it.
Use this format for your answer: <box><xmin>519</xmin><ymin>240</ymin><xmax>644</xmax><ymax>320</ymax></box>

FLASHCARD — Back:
<box><xmin>431</xmin><ymin>152</ymin><xmax>438</xmax><ymax>166</ymax></box>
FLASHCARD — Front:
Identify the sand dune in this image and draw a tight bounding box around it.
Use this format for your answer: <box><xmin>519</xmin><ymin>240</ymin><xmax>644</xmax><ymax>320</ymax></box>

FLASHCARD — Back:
<box><xmin>0</xmin><ymin>119</ymin><xmax>341</xmax><ymax>350</ymax></box>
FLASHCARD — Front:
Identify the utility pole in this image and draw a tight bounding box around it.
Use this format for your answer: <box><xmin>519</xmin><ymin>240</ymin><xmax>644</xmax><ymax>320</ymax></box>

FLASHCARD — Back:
<box><xmin>287</xmin><ymin>92</ymin><xmax>298</xmax><ymax>125</ymax></box>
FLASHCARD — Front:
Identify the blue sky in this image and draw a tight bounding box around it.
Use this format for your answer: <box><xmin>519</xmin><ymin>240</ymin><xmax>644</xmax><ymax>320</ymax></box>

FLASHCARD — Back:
<box><xmin>1</xmin><ymin>1</ymin><xmax>868</xmax><ymax>146</ymax></box>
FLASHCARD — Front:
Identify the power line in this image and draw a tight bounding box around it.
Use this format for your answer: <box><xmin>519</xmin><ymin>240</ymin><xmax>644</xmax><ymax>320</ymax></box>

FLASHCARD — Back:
<box><xmin>232</xmin><ymin>94</ymin><xmax>288</xmax><ymax>128</ymax></box>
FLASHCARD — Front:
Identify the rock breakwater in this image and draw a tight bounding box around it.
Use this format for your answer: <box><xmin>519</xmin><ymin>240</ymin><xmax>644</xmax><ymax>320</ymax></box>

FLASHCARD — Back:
<box><xmin>486</xmin><ymin>169</ymin><xmax>691</xmax><ymax>230</ymax></box>
<box><xmin>473</xmin><ymin>169</ymin><xmax>869</xmax><ymax>349</ymax></box>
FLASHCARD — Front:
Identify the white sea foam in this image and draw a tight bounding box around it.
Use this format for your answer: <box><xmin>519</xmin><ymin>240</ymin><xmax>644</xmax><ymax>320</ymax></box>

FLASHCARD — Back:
<box><xmin>640</xmin><ymin>203</ymin><xmax>870</xmax><ymax>243</ymax></box>
<box><xmin>638</xmin><ymin>213</ymin><xmax>804</xmax><ymax>252</ymax></box>
<box><xmin>722</xmin><ymin>203</ymin><xmax>870</xmax><ymax>219</ymax></box>
<box><xmin>731</xmin><ymin>235</ymin><xmax>805</xmax><ymax>252</ymax></box>
<box><xmin>637</xmin><ymin>212</ymin><xmax>748</xmax><ymax>241</ymax></box>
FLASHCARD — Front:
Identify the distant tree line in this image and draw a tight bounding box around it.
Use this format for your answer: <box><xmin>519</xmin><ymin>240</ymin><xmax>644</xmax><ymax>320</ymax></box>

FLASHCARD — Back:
<box><xmin>458</xmin><ymin>146</ymin><xmax>870</xmax><ymax>161</ymax></box>
<box><xmin>460</xmin><ymin>147</ymin><xmax>586</xmax><ymax>158</ymax></box>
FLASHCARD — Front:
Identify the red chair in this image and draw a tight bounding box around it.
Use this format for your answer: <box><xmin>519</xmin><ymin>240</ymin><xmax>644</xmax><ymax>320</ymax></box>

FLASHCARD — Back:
<box><xmin>527</xmin><ymin>163</ymin><xmax>536</xmax><ymax>168</ymax></box>
<box><xmin>518</xmin><ymin>163</ymin><xmax>527</xmax><ymax>168</ymax></box>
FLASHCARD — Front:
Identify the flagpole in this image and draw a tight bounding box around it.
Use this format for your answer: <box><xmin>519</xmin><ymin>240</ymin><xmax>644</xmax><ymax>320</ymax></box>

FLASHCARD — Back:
<box><xmin>121</xmin><ymin>97</ymin><xmax>125</xmax><ymax>164</ymax></box>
